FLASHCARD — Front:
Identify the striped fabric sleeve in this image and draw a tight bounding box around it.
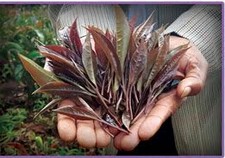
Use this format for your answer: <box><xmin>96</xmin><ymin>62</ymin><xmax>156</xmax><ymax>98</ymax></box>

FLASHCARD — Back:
<box><xmin>48</xmin><ymin>5</ymin><xmax>62</xmax><ymax>31</ymax></box>
<box><xmin>165</xmin><ymin>5</ymin><xmax>222</xmax><ymax>155</ymax></box>
<box><xmin>165</xmin><ymin>5</ymin><xmax>222</xmax><ymax>73</ymax></box>
<box><xmin>48</xmin><ymin>4</ymin><xmax>116</xmax><ymax>40</ymax></box>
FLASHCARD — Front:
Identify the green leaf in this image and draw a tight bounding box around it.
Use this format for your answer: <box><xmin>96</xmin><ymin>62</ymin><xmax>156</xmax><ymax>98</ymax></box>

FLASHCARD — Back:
<box><xmin>27</xmin><ymin>50</ymin><xmax>41</xmax><ymax>59</ymax></box>
<box><xmin>35</xmin><ymin>136</ymin><xmax>43</xmax><ymax>149</ymax></box>
<box><xmin>115</xmin><ymin>5</ymin><xmax>131</xmax><ymax>74</ymax></box>
<box><xmin>82</xmin><ymin>33</ymin><xmax>97</xmax><ymax>86</ymax></box>
<box><xmin>3</xmin><ymin>42</ymin><xmax>24</xmax><ymax>53</ymax></box>
<box><xmin>18</xmin><ymin>54</ymin><xmax>59</xmax><ymax>86</ymax></box>
<box><xmin>14</xmin><ymin>64</ymin><xmax>24</xmax><ymax>81</ymax></box>
<box><xmin>34</xmin><ymin>29</ymin><xmax>45</xmax><ymax>42</ymax></box>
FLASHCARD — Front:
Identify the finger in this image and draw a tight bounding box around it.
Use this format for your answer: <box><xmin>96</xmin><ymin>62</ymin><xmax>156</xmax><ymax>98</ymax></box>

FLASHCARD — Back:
<box><xmin>177</xmin><ymin>50</ymin><xmax>208</xmax><ymax>98</ymax></box>
<box><xmin>177</xmin><ymin>76</ymin><xmax>202</xmax><ymax>98</ymax></box>
<box><xmin>94</xmin><ymin>121</ymin><xmax>111</xmax><ymax>148</ymax></box>
<box><xmin>157</xmin><ymin>88</ymin><xmax>176</xmax><ymax>100</ymax></box>
<box><xmin>57</xmin><ymin>100</ymin><xmax>76</xmax><ymax>142</ymax></box>
<box><xmin>77</xmin><ymin>120</ymin><xmax>96</xmax><ymax>148</ymax></box>
<box><xmin>138</xmin><ymin>90</ymin><xmax>184</xmax><ymax>141</ymax></box>
<box><xmin>114</xmin><ymin>117</ymin><xmax>145</xmax><ymax>151</ymax></box>
<box><xmin>108</xmin><ymin>126</ymin><xmax>120</xmax><ymax>136</ymax></box>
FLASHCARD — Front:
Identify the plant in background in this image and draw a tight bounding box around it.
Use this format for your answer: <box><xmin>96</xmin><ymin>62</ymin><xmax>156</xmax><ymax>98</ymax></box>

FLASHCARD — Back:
<box><xmin>19</xmin><ymin>6</ymin><xmax>189</xmax><ymax>135</ymax></box>
<box><xmin>0</xmin><ymin>108</ymin><xmax>28</xmax><ymax>145</ymax></box>
<box><xmin>0</xmin><ymin>5</ymin><xmax>86</xmax><ymax>155</ymax></box>
<box><xmin>0</xmin><ymin>5</ymin><xmax>57</xmax><ymax>94</ymax></box>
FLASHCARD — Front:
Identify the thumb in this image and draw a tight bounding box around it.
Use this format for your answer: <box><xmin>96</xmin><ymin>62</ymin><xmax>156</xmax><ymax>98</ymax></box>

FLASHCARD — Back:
<box><xmin>177</xmin><ymin>55</ymin><xmax>208</xmax><ymax>98</ymax></box>
<box><xmin>177</xmin><ymin>77</ymin><xmax>202</xmax><ymax>98</ymax></box>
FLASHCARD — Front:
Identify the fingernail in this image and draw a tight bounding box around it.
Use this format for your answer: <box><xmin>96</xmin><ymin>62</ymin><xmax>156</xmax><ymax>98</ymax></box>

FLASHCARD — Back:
<box><xmin>182</xmin><ymin>97</ymin><xmax>188</xmax><ymax>102</ymax></box>
<box><xmin>181</xmin><ymin>87</ymin><xmax>191</xmax><ymax>98</ymax></box>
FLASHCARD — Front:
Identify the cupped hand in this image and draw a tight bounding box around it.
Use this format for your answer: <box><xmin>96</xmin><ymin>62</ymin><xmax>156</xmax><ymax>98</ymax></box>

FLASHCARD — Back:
<box><xmin>44</xmin><ymin>63</ymin><xmax>112</xmax><ymax>149</ymax></box>
<box><xmin>113</xmin><ymin>35</ymin><xmax>208</xmax><ymax>151</ymax></box>
<box><xmin>53</xmin><ymin>35</ymin><xmax>208</xmax><ymax>150</ymax></box>
<box><xmin>56</xmin><ymin>99</ymin><xmax>112</xmax><ymax>148</ymax></box>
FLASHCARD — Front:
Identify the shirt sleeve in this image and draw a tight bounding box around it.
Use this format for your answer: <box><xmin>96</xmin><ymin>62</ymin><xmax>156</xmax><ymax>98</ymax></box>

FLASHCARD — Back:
<box><xmin>165</xmin><ymin>5</ymin><xmax>222</xmax><ymax>155</ymax></box>
<box><xmin>165</xmin><ymin>5</ymin><xmax>222</xmax><ymax>73</ymax></box>
<box><xmin>48</xmin><ymin>4</ymin><xmax>116</xmax><ymax>40</ymax></box>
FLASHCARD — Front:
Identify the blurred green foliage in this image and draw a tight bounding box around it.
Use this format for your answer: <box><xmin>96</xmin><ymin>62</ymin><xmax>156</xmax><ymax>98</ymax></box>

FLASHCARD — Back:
<box><xmin>0</xmin><ymin>5</ymin><xmax>57</xmax><ymax>90</ymax></box>
<box><xmin>0</xmin><ymin>4</ymin><xmax>104</xmax><ymax>155</ymax></box>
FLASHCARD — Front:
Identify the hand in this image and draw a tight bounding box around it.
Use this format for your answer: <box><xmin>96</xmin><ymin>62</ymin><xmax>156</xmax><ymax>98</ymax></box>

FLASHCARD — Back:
<box><xmin>44</xmin><ymin>62</ymin><xmax>112</xmax><ymax>148</ymax></box>
<box><xmin>57</xmin><ymin>99</ymin><xmax>112</xmax><ymax>148</ymax></box>
<box><xmin>54</xmin><ymin>35</ymin><xmax>208</xmax><ymax>150</ymax></box>
<box><xmin>113</xmin><ymin>35</ymin><xmax>208</xmax><ymax>151</ymax></box>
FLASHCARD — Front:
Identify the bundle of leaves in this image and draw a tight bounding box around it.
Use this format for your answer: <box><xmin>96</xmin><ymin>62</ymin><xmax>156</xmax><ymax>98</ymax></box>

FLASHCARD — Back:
<box><xmin>19</xmin><ymin>6</ymin><xmax>189</xmax><ymax>134</ymax></box>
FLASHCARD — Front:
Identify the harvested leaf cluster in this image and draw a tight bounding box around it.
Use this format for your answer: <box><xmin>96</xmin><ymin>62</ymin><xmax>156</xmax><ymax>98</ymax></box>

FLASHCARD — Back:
<box><xmin>19</xmin><ymin>6</ymin><xmax>189</xmax><ymax>134</ymax></box>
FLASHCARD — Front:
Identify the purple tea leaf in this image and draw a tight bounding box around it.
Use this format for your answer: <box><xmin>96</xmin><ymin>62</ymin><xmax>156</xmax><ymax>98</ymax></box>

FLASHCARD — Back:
<box><xmin>69</xmin><ymin>19</ymin><xmax>82</xmax><ymax>56</ymax></box>
<box><xmin>88</xmin><ymin>27</ymin><xmax>122</xmax><ymax>80</ymax></box>
<box><xmin>53</xmin><ymin>105</ymin><xmax>101</xmax><ymax>121</ymax></box>
<box><xmin>122</xmin><ymin>111</ymin><xmax>131</xmax><ymax>130</ymax></box>
<box><xmin>33</xmin><ymin>81</ymin><xmax>96</xmax><ymax>97</ymax></box>
<box><xmin>34</xmin><ymin>98</ymin><xmax>62</xmax><ymax>119</ymax></box>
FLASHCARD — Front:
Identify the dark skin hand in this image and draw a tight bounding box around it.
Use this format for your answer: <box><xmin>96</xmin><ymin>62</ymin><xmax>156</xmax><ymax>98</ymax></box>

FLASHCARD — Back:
<box><xmin>55</xmin><ymin>36</ymin><xmax>208</xmax><ymax>150</ymax></box>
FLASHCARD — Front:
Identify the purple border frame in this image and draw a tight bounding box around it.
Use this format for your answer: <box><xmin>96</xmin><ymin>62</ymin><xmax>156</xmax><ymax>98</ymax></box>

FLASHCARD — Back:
<box><xmin>0</xmin><ymin>1</ymin><xmax>224</xmax><ymax>158</ymax></box>
<box><xmin>0</xmin><ymin>1</ymin><xmax>224</xmax><ymax>4</ymax></box>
